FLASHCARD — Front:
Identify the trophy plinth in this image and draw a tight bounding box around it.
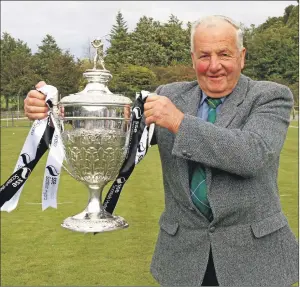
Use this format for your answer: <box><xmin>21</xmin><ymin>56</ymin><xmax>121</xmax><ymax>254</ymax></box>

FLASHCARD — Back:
<box><xmin>54</xmin><ymin>39</ymin><xmax>132</xmax><ymax>233</ymax></box>
<box><xmin>61</xmin><ymin>211</ymin><xmax>128</xmax><ymax>233</ymax></box>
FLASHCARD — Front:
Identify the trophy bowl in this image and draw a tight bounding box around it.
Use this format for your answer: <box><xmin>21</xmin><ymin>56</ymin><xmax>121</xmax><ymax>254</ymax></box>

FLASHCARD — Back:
<box><xmin>53</xmin><ymin>40</ymin><xmax>132</xmax><ymax>233</ymax></box>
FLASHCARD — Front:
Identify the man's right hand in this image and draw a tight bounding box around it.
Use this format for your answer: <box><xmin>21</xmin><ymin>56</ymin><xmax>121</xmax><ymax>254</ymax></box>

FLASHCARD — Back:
<box><xmin>24</xmin><ymin>81</ymin><xmax>48</xmax><ymax>120</ymax></box>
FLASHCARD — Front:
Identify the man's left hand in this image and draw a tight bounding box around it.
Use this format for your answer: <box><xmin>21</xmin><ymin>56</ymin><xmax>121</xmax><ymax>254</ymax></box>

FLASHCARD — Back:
<box><xmin>144</xmin><ymin>95</ymin><xmax>184</xmax><ymax>134</ymax></box>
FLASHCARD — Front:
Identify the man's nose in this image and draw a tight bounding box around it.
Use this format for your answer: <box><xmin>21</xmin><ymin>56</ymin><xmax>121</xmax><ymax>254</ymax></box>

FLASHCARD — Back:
<box><xmin>208</xmin><ymin>56</ymin><xmax>222</xmax><ymax>72</ymax></box>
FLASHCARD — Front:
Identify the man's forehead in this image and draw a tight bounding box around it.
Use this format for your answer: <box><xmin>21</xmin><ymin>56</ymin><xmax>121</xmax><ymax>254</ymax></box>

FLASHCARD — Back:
<box><xmin>194</xmin><ymin>24</ymin><xmax>237</xmax><ymax>45</ymax></box>
<box><xmin>193</xmin><ymin>34</ymin><xmax>239</xmax><ymax>54</ymax></box>
<box><xmin>196</xmin><ymin>44</ymin><xmax>234</xmax><ymax>53</ymax></box>
<box><xmin>196</xmin><ymin>20</ymin><xmax>236</xmax><ymax>35</ymax></box>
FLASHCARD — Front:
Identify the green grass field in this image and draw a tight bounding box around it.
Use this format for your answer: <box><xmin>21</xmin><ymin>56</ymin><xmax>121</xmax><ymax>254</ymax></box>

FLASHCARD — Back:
<box><xmin>0</xmin><ymin>122</ymin><xmax>298</xmax><ymax>286</ymax></box>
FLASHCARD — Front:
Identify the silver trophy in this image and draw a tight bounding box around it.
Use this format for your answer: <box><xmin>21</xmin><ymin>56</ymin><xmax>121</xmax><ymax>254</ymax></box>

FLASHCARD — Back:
<box><xmin>52</xmin><ymin>39</ymin><xmax>132</xmax><ymax>233</ymax></box>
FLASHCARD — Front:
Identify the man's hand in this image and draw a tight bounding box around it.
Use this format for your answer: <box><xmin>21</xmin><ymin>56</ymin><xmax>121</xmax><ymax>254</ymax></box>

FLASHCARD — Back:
<box><xmin>144</xmin><ymin>95</ymin><xmax>184</xmax><ymax>134</ymax></box>
<box><xmin>24</xmin><ymin>81</ymin><xmax>48</xmax><ymax>120</ymax></box>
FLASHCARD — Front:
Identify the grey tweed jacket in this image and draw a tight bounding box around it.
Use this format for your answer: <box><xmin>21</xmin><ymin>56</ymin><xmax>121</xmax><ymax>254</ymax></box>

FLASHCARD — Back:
<box><xmin>149</xmin><ymin>74</ymin><xmax>299</xmax><ymax>286</ymax></box>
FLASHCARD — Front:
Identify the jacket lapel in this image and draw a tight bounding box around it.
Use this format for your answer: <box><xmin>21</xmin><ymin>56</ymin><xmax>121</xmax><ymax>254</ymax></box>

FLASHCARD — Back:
<box><xmin>176</xmin><ymin>81</ymin><xmax>202</xmax><ymax>116</ymax></box>
<box><xmin>214</xmin><ymin>74</ymin><xmax>249</xmax><ymax>128</ymax></box>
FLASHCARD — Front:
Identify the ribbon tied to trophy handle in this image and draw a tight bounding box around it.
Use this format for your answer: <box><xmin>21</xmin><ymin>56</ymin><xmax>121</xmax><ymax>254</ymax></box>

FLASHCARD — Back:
<box><xmin>37</xmin><ymin>85</ymin><xmax>80</xmax><ymax>182</ymax></box>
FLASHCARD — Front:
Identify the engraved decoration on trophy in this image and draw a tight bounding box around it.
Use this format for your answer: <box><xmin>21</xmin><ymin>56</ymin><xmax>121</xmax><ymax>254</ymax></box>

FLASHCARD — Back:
<box><xmin>51</xmin><ymin>38</ymin><xmax>132</xmax><ymax>233</ymax></box>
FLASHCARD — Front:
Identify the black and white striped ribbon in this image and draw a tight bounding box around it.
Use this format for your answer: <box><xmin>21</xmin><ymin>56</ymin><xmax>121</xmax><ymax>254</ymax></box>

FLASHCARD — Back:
<box><xmin>103</xmin><ymin>90</ymin><xmax>154</xmax><ymax>214</ymax></box>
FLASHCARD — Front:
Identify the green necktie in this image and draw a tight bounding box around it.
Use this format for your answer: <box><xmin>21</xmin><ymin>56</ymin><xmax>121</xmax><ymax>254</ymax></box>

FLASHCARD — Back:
<box><xmin>190</xmin><ymin>97</ymin><xmax>222</xmax><ymax>221</ymax></box>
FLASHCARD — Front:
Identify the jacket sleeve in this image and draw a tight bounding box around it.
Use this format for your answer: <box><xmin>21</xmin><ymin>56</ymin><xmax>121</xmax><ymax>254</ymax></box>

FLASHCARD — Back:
<box><xmin>171</xmin><ymin>85</ymin><xmax>293</xmax><ymax>178</ymax></box>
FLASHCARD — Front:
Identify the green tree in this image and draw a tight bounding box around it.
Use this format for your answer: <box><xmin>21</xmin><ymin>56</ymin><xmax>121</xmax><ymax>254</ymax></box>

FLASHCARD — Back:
<box><xmin>128</xmin><ymin>16</ymin><xmax>168</xmax><ymax>67</ymax></box>
<box><xmin>105</xmin><ymin>11</ymin><xmax>131</xmax><ymax>69</ymax></box>
<box><xmin>32</xmin><ymin>34</ymin><xmax>62</xmax><ymax>80</ymax></box>
<box><xmin>46</xmin><ymin>51</ymin><xmax>83</xmax><ymax>97</ymax></box>
<box><xmin>0</xmin><ymin>32</ymin><xmax>37</xmax><ymax>110</ymax></box>
<box><xmin>108</xmin><ymin>64</ymin><xmax>157</xmax><ymax>100</ymax></box>
<box><xmin>243</xmin><ymin>5</ymin><xmax>299</xmax><ymax>105</ymax></box>
<box><xmin>33</xmin><ymin>35</ymin><xmax>82</xmax><ymax>97</ymax></box>
<box><xmin>122</xmin><ymin>15</ymin><xmax>192</xmax><ymax>67</ymax></box>
<box><xmin>245</xmin><ymin>24</ymin><xmax>298</xmax><ymax>81</ymax></box>
<box><xmin>185</xmin><ymin>21</ymin><xmax>192</xmax><ymax>51</ymax></box>
<box><xmin>285</xmin><ymin>4</ymin><xmax>299</xmax><ymax>29</ymax></box>
<box><xmin>158</xmin><ymin>15</ymin><xmax>191</xmax><ymax>65</ymax></box>
<box><xmin>77</xmin><ymin>58</ymin><xmax>93</xmax><ymax>91</ymax></box>
<box><xmin>105</xmin><ymin>14</ymin><xmax>192</xmax><ymax>68</ymax></box>
<box><xmin>283</xmin><ymin>5</ymin><xmax>295</xmax><ymax>24</ymax></box>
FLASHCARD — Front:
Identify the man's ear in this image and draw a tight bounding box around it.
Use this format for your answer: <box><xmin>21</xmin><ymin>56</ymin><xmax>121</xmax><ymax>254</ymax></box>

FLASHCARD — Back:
<box><xmin>191</xmin><ymin>52</ymin><xmax>195</xmax><ymax>69</ymax></box>
<box><xmin>240</xmin><ymin>47</ymin><xmax>246</xmax><ymax>70</ymax></box>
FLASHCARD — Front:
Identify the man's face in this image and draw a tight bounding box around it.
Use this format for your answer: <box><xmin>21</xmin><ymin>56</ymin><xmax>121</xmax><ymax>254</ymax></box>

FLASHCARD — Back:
<box><xmin>191</xmin><ymin>21</ymin><xmax>246</xmax><ymax>98</ymax></box>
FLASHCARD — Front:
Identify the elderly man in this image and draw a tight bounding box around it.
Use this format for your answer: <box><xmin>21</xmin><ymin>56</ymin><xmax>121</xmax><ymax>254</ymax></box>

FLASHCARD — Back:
<box><xmin>25</xmin><ymin>15</ymin><xmax>298</xmax><ymax>286</ymax></box>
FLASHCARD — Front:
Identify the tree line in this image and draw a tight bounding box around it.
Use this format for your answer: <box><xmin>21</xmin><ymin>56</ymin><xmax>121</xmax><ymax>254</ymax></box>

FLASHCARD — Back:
<box><xmin>1</xmin><ymin>4</ymin><xmax>298</xmax><ymax>110</ymax></box>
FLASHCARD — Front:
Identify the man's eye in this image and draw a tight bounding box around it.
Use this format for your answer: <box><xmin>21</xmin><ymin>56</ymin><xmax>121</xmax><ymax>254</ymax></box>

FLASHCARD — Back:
<box><xmin>222</xmin><ymin>53</ymin><xmax>229</xmax><ymax>57</ymax></box>
<box><xmin>199</xmin><ymin>55</ymin><xmax>209</xmax><ymax>59</ymax></box>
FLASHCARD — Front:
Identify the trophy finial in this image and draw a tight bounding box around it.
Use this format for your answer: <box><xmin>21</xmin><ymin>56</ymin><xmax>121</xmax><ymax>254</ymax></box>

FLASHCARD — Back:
<box><xmin>91</xmin><ymin>38</ymin><xmax>106</xmax><ymax>70</ymax></box>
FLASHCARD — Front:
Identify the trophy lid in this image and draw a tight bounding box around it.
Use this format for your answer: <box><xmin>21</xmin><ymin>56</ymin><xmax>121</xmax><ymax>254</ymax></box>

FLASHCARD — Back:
<box><xmin>60</xmin><ymin>38</ymin><xmax>132</xmax><ymax>106</ymax></box>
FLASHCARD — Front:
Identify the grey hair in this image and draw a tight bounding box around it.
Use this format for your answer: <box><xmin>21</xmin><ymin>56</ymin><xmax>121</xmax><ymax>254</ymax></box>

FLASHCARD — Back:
<box><xmin>190</xmin><ymin>15</ymin><xmax>244</xmax><ymax>52</ymax></box>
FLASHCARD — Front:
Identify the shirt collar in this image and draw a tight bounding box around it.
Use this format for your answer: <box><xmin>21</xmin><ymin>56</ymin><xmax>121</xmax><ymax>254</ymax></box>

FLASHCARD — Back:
<box><xmin>200</xmin><ymin>91</ymin><xmax>226</xmax><ymax>106</ymax></box>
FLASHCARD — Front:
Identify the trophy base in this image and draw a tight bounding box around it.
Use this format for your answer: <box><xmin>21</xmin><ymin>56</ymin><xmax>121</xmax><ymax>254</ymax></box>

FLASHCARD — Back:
<box><xmin>61</xmin><ymin>212</ymin><xmax>129</xmax><ymax>233</ymax></box>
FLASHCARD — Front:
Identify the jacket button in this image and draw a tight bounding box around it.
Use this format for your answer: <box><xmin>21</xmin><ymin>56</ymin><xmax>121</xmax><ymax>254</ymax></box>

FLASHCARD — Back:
<box><xmin>182</xmin><ymin>150</ymin><xmax>187</xmax><ymax>156</ymax></box>
<box><xmin>188</xmin><ymin>206</ymin><xmax>194</xmax><ymax>211</ymax></box>
<box><xmin>186</xmin><ymin>152</ymin><xmax>192</xmax><ymax>158</ymax></box>
<box><xmin>209</xmin><ymin>226</ymin><xmax>216</xmax><ymax>233</ymax></box>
